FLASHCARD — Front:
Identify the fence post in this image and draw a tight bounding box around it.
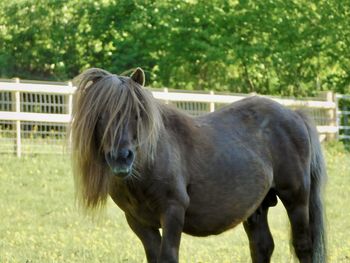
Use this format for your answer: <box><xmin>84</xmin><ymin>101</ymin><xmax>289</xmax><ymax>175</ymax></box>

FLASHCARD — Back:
<box><xmin>68</xmin><ymin>81</ymin><xmax>73</xmax><ymax>116</ymax></box>
<box><xmin>326</xmin><ymin>91</ymin><xmax>336</xmax><ymax>141</ymax></box>
<box><xmin>164</xmin><ymin>88</ymin><xmax>169</xmax><ymax>104</ymax></box>
<box><xmin>14</xmin><ymin>78</ymin><xmax>21</xmax><ymax>157</ymax></box>
<box><xmin>335</xmin><ymin>94</ymin><xmax>340</xmax><ymax>140</ymax></box>
<box><xmin>343</xmin><ymin>101</ymin><xmax>349</xmax><ymax>142</ymax></box>
<box><xmin>67</xmin><ymin>81</ymin><xmax>73</xmax><ymax>149</ymax></box>
<box><xmin>210</xmin><ymin>91</ymin><xmax>215</xmax><ymax>112</ymax></box>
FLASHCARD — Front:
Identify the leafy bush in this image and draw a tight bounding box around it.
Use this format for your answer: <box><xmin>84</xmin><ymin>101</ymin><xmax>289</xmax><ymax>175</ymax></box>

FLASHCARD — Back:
<box><xmin>0</xmin><ymin>0</ymin><xmax>349</xmax><ymax>96</ymax></box>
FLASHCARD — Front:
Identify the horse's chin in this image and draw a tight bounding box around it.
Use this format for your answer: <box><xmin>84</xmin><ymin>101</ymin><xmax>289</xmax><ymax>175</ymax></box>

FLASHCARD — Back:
<box><xmin>110</xmin><ymin>166</ymin><xmax>132</xmax><ymax>178</ymax></box>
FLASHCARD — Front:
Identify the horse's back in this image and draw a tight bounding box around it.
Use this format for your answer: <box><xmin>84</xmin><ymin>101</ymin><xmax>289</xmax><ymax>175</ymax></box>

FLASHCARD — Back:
<box><xmin>200</xmin><ymin>96</ymin><xmax>310</xmax><ymax>158</ymax></box>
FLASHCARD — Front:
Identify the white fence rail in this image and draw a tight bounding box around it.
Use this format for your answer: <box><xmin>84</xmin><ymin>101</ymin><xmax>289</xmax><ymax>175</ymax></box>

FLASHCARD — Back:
<box><xmin>0</xmin><ymin>80</ymin><xmax>347</xmax><ymax>156</ymax></box>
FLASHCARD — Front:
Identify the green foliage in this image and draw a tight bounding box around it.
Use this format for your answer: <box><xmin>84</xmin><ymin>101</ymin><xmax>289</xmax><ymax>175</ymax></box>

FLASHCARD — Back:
<box><xmin>0</xmin><ymin>0</ymin><xmax>349</xmax><ymax>96</ymax></box>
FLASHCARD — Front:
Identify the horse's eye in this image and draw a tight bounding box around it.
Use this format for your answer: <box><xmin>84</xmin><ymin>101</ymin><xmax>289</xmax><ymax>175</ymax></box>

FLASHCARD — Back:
<box><xmin>135</xmin><ymin>115</ymin><xmax>138</xmax><ymax>121</ymax></box>
<box><xmin>133</xmin><ymin>134</ymin><xmax>137</xmax><ymax>141</ymax></box>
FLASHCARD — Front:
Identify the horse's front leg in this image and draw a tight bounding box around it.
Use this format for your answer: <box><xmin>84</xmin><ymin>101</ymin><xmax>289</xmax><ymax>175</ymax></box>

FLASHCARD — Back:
<box><xmin>158</xmin><ymin>201</ymin><xmax>186</xmax><ymax>263</ymax></box>
<box><xmin>126</xmin><ymin>214</ymin><xmax>161</xmax><ymax>263</ymax></box>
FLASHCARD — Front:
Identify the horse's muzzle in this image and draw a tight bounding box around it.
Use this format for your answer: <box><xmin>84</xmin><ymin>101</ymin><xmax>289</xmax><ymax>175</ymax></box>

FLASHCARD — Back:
<box><xmin>105</xmin><ymin>149</ymin><xmax>134</xmax><ymax>177</ymax></box>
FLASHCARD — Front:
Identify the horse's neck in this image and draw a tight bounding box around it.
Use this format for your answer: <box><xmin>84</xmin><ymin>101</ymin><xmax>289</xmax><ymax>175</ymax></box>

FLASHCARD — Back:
<box><xmin>160</xmin><ymin>105</ymin><xmax>198</xmax><ymax>140</ymax></box>
<box><xmin>157</xmin><ymin>104</ymin><xmax>209</xmax><ymax>167</ymax></box>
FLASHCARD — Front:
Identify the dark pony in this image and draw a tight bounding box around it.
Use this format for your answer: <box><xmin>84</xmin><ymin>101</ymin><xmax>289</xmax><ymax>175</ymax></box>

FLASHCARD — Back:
<box><xmin>71</xmin><ymin>68</ymin><xmax>326</xmax><ymax>263</ymax></box>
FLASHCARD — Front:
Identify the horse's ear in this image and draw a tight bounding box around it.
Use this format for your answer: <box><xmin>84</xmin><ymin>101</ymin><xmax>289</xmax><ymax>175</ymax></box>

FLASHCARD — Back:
<box><xmin>130</xmin><ymin>67</ymin><xmax>145</xmax><ymax>86</ymax></box>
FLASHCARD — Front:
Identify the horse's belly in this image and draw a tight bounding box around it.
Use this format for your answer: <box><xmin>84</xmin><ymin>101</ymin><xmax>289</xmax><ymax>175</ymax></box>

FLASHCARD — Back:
<box><xmin>183</xmin><ymin>209</ymin><xmax>244</xmax><ymax>237</ymax></box>
<box><xmin>182</xmin><ymin>197</ymin><xmax>258</xmax><ymax>237</ymax></box>
<box><xmin>183</xmin><ymin>171</ymin><xmax>272</xmax><ymax>236</ymax></box>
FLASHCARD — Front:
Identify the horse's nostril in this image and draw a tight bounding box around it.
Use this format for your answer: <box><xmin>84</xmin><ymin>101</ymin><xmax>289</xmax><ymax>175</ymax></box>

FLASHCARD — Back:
<box><xmin>126</xmin><ymin>150</ymin><xmax>134</xmax><ymax>160</ymax></box>
<box><xmin>117</xmin><ymin>149</ymin><xmax>134</xmax><ymax>162</ymax></box>
<box><xmin>106</xmin><ymin>149</ymin><xmax>134</xmax><ymax>170</ymax></box>
<box><xmin>118</xmin><ymin>148</ymin><xmax>129</xmax><ymax>159</ymax></box>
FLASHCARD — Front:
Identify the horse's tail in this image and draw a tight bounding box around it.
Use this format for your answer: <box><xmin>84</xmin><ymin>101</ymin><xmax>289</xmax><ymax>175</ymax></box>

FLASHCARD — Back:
<box><xmin>297</xmin><ymin>111</ymin><xmax>327</xmax><ymax>263</ymax></box>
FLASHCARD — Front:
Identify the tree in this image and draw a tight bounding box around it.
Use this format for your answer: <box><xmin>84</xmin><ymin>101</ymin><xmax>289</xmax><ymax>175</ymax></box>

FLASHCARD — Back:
<box><xmin>0</xmin><ymin>0</ymin><xmax>349</xmax><ymax>96</ymax></box>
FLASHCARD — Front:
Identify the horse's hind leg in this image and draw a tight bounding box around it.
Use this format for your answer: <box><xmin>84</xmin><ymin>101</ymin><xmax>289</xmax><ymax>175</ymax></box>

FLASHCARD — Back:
<box><xmin>278</xmin><ymin>187</ymin><xmax>312</xmax><ymax>263</ymax></box>
<box><xmin>243</xmin><ymin>203</ymin><xmax>274</xmax><ymax>263</ymax></box>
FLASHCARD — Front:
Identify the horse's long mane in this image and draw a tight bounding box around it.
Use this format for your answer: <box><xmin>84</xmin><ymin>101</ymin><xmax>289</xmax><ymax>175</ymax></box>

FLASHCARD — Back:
<box><xmin>70</xmin><ymin>68</ymin><xmax>163</xmax><ymax>211</ymax></box>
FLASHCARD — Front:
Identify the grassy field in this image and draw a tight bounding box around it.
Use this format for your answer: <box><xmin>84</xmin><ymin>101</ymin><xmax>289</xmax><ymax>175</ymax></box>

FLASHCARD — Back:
<box><xmin>0</xmin><ymin>143</ymin><xmax>349</xmax><ymax>263</ymax></box>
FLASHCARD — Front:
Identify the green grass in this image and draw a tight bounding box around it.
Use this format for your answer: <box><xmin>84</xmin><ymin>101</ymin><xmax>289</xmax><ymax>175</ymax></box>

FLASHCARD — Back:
<box><xmin>0</xmin><ymin>143</ymin><xmax>349</xmax><ymax>263</ymax></box>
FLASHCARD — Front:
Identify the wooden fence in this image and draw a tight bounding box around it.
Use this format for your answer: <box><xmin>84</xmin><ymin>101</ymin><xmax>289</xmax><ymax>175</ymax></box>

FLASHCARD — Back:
<box><xmin>0</xmin><ymin>79</ymin><xmax>347</xmax><ymax>157</ymax></box>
